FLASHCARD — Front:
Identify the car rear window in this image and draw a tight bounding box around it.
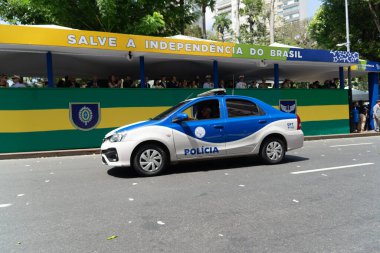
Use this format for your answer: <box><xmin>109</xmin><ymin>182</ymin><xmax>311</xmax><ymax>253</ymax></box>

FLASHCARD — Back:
<box><xmin>226</xmin><ymin>99</ymin><xmax>264</xmax><ymax>117</ymax></box>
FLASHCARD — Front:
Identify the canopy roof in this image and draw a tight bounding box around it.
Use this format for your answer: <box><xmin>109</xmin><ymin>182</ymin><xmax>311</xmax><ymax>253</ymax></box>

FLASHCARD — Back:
<box><xmin>0</xmin><ymin>24</ymin><xmax>377</xmax><ymax>81</ymax></box>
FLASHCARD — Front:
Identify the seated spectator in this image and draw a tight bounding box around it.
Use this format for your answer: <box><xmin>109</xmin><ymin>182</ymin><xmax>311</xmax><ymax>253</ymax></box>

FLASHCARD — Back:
<box><xmin>236</xmin><ymin>75</ymin><xmax>247</xmax><ymax>89</ymax></box>
<box><xmin>258</xmin><ymin>79</ymin><xmax>268</xmax><ymax>89</ymax></box>
<box><xmin>152</xmin><ymin>79</ymin><xmax>163</xmax><ymax>88</ymax></box>
<box><xmin>122</xmin><ymin>75</ymin><xmax>133</xmax><ymax>88</ymax></box>
<box><xmin>87</xmin><ymin>76</ymin><xmax>99</xmax><ymax>88</ymax></box>
<box><xmin>309</xmin><ymin>81</ymin><xmax>320</xmax><ymax>89</ymax></box>
<box><xmin>0</xmin><ymin>74</ymin><xmax>8</xmax><ymax>88</ymax></box>
<box><xmin>219</xmin><ymin>79</ymin><xmax>225</xmax><ymax>88</ymax></box>
<box><xmin>182</xmin><ymin>80</ymin><xmax>189</xmax><ymax>88</ymax></box>
<box><xmin>190</xmin><ymin>80</ymin><xmax>198</xmax><ymax>88</ymax></box>
<box><xmin>281</xmin><ymin>79</ymin><xmax>291</xmax><ymax>89</ymax></box>
<box><xmin>194</xmin><ymin>75</ymin><xmax>201</xmax><ymax>88</ymax></box>
<box><xmin>203</xmin><ymin>75</ymin><xmax>214</xmax><ymax>88</ymax></box>
<box><xmin>159</xmin><ymin>76</ymin><xmax>167</xmax><ymax>88</ymax></box>
<box><xmin>67</xmin><ymin>76</ymin><xmax>78</xmax><ymax>88</ymax></box>
<box><xmin>10</xmin><ymin>75</ymin><xmax>26</xmax><ymax>88</ymax></box>
<box><xmin>167</xmin><ymin>76</ymin><xmax>179</xmax><ymax>88</ymax></box>
<box><xmin>108</xmin><ymin>75</ymin><xmax>120</xmax><ymax>88</ymax></box>
<box><xmin>227</xmin><ymin>80</ymin><xmax>234</xmax><ymax>88</ymax></box>
<box><xmin>248</xmin><ymin>80</ymin><xmax>257</xmax><ymax>88</ymax></box>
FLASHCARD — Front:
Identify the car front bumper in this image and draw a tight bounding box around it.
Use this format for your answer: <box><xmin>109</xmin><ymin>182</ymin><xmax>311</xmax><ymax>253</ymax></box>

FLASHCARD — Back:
<box><xmin>101</xmin><ymin>140</ymin><xmax>138</xmax><ymax>167</ymax></box>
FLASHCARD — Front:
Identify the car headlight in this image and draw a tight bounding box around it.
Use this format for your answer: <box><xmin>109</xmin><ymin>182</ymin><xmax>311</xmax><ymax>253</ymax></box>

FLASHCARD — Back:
<box><xmin>109</xmin><ymin>132</ymin><xmax>127</xmax><ymax>142</ymax></box>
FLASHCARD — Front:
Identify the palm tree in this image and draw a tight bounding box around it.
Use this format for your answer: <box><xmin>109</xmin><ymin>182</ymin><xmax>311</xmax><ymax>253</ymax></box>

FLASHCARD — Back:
<box><xmin>213</xmin><ymin>13</ymin><xmax>232</xmax><ymax>41</ymax></box>
<box><xmin>193</xmin><ymin>0</ymin><xmax>216</xmax><ymax>39</ymax></box>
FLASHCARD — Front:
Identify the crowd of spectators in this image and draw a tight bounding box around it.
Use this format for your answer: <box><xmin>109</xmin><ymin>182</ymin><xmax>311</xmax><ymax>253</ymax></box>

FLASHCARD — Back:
<box><xmin>0</xmin><ymin>73</ymin><xmax>344</xmax><ymax>90</ymax></box>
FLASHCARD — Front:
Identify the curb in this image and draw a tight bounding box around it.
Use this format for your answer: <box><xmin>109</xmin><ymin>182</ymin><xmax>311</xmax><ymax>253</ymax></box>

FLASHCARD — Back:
<box><xmin>1</xmin><ymin>132</ymin><xmax>379</xmax><ymax>160</ymax></box>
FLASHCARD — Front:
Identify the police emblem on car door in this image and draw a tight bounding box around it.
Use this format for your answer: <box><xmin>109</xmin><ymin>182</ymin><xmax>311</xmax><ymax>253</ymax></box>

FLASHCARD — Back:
<box><xmin>171</xmin><ymin>99</ymin><xmax>226</xmax><ymax>159</ymax></box>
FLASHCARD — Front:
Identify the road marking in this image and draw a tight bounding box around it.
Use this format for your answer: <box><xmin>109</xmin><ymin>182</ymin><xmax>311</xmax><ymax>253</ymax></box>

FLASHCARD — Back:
<box><xmin>291</xmin><ymin>163</ymin><xmax>374</xmax><ymax>175</ymax></box>
<box><xmin>0</xmin><ymin>203</ymin><xmax>12</xmax><ymax>208</ymax></box>
<box><xmin>330</xmin><ymin>143</ymin><xmax>373</xmax><ymax>148</ymax></box>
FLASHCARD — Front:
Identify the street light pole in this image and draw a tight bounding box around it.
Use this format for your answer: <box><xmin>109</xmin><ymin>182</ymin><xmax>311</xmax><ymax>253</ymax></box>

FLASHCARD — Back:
<box><xmin>344</xmin><ymin>0</ymin><xmax>354</xmax><ymax>132</ymax></box>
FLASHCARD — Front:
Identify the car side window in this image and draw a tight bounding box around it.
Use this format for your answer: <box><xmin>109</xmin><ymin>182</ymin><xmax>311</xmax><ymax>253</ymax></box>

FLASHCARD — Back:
<box><xmin>181</xmin><ymin>99</ymin><xmax>220</xmax><ymax>120</ymax></box>
<box><xmin>226</xmin><ymin>99</ymin><xmax>264</xmax><ymax>118</ymax></box>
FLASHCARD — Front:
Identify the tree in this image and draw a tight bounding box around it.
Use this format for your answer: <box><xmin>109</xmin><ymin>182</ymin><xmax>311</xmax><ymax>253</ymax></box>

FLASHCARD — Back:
<box><xmin>269</xmin><ymin>0</ymin><xmax>275</xmax><ymax>44</ymax></box>
<box><xmin>239</xmin><ymin>0</ymin><xmax>268</xmax><ymax>44</ymax></box>
<box><xmin>192</xmin><ymin>0</ymin><xmax>216</xmax><ymax>39</ymax></box>
<box><xmin>0</xmin><ymin>0</ymin><xmax>197</xmax><ymax>36</ymax></box>
<box><xmin>309</xmin><ymin>0</ymin><xmax>380</xmax><ymax>62</ymax></box>
<box><xmin>276</xmin><ymin>19</ymin><xmax>317</xmax><ymax>48</ymax></box>
<box><xmin>184</xmin><ymin>24</ymin><xmax>203</xmax><ymax>38</ymax></box>
<box><xmin>213</xmin><ymin>13</ymin><xmax>232</xmax><ymax>41</ymax></box>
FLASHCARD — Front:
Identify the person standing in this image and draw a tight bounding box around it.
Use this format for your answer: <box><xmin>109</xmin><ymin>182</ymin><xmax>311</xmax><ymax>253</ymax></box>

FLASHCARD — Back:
<box><xmin>236</xmin><ymin>75</ymin><xmax>247</xmax><ymax>89</ymax></box>
<box><xmin>203</xmin><ymin>75</ymin><xmax>214</xmax><ymax>89</ymax></box>
<box><xmin>373</xmin><ymin>99</ymin><xmax>380</xmax><ymax>132</ymax></box>
<box><xmin>10</xmin><ymin>75</ymin><xmax>26</xmax><ymax>88</ymax></box>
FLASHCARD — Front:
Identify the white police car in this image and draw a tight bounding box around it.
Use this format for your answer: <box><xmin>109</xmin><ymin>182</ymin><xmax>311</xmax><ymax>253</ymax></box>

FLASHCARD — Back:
<box><xmin>101</xmin><ymin>89</ymin><xmax>304</xmax><ymax>176</ymax></box>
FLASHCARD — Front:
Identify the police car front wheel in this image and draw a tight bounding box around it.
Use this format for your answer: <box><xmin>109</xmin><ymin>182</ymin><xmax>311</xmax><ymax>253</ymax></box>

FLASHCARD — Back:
<box><xmin>260</xmin><ymin>138</ymin><xmax>285</xmax><ymax>164</ymax></box>
<box><xmin>132</xmin><ymin>144</ymin><xmax>168</xmax><ymax>176</ymax></box>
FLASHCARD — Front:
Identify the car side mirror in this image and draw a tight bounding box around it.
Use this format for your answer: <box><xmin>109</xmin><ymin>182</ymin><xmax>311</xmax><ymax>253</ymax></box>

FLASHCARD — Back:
<box><xmin>172</xmin><ymin>113</ymin><xmax>188</xmax><ymax>123</ymax></box>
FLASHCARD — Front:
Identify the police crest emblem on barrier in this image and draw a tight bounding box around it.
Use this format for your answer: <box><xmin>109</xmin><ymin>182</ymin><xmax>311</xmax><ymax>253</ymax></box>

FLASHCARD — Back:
<box><xmin>69</xmin><ymin>103</ymin><xmax>101</xmax><ymax>131</ymax></box>
<box><xmin>279</xmin><ymin>100</ymin><xmax>297</xmax><ymax>114</ymax></box>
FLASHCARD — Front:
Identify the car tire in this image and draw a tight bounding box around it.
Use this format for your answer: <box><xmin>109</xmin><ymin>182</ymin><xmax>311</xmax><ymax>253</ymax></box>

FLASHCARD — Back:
<box><xmin>260</xmin><ymin>137</ymin><xmax>285</xmax><ymax>164</ymax></box>
<box><xmin>132</xmin><ymin>144</ymin><xmax>168</xmax><ymax>176</ymax></box>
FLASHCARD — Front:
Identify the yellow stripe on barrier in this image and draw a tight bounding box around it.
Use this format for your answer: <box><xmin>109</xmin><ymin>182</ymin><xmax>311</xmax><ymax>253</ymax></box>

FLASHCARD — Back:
<box><xmin>0</xmin><ymin>105</ymin><xmax>348</xmax><ymax>133</ymax></box>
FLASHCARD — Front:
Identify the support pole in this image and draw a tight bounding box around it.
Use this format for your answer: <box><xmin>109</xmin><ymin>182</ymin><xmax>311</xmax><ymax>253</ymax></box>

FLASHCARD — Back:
<box><xmin>139</xmin><ymin>56</ymin><xmax>145</xmax><ymax>88</ymax></box>
<box><xmin>274</xmin><ymin>63</ymin><xmax>279</xmax><ymax>89</ymax></box>
<box><xmin>46</xmin><ymin>51</ymin><xmax>54</xmax><ymax>88</ymax></box>
<box><xmin>368</xmin><ymin>72</ymin><xmax>379</xmax><ymax>130</ymax></box>
<box><xmin>213</xmin><ymin>60</ymin><xmax>219</xmax><ymax>88</ymax></box>
<box><xmin>348</xmin><ymin>66</ymin><xmax>354</xmax><ymax>132</ymax></box>
<box><xmin>339</xmin><ymin>67</ymin><xmax>345</xmax><ymax>89</ymax></box>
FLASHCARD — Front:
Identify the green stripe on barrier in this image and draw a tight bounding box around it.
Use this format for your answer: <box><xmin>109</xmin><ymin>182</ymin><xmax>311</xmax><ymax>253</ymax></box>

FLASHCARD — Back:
<box><xmin>0</xmin><ymin>128</ymin><xmax>113</xmax><ymax>153</ymax></box>
<box><xmin>0</xmin><ymin>88</ymin><xmax>348</xmax><ymax>110</ymax></box>
<box><xmin>302</xmin><ymin>119</ymin><xmax>350</xmax><ymax>136</ymax></box>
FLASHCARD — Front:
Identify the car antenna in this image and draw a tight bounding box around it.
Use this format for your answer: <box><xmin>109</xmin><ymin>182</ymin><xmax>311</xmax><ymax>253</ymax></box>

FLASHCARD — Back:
<box><xmin>232</xmin><ymin>74</ymin><xmax>235</xmax><ymax>95</ymax></box>
<box><xmin>184</xmin><ymin>93</ymin><xmax>193</xmax><ymax>100</ymax></box>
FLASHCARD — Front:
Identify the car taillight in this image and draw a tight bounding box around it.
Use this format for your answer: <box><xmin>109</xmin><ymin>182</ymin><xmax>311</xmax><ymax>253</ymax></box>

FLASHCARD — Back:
<box><xmin>296</xmin><ymin>114</ymin><xmax>302</xmax><ymax>130</ymax></box>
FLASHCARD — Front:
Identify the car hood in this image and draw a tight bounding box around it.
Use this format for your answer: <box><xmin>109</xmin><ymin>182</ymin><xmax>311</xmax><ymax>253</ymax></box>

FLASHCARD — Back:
<box><xmin>105</xmin><ymin>120</ymin><xmax>159</xmax><ymax>138</ymax></box>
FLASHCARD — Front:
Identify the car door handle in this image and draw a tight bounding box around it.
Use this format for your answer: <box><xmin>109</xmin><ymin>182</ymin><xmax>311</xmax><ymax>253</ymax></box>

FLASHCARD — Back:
<box><xmin>259</xmin><ymin>120</ymin><xmax>267</xmax><ymax>124</ymax></box>
<box><xmin>212</xmin><ymin>125</ymin><xmax>224</xmax><ymax>129</ymax></box>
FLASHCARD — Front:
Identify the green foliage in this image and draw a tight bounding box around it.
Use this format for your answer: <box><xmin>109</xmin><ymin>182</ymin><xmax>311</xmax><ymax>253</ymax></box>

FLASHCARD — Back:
<box><xmin>184</xmin><ymin>24</ymin><xmax>203</xmax><ymax>38</ymax></box>
<box><xmin>213</xmin><ymin>13</ymin><xmax>232</xmax><ymax>41</ymax></box>
<box><xmin>276</xmin><ymin>19</ymin><xmax>317</xmax><ymax>48</ymax></box>
<box><xmin>0</xmin><ymin>0</ymin><xmax>197</xmax><ymax>36</ymax></box>
<box><xmin>309</xmin><ymin>0</ymin><xmax>380</xmax><ymax>61</ymax></box>
<box><xmin>239</xmin><ymin>0</ymin><xmax>268</xmax><ymax>44</ymax></box>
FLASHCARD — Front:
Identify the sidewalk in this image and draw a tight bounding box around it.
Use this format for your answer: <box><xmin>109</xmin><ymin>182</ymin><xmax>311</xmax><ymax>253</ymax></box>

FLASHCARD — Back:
<box><xmin>0</xmin><ymin>131</ymin><xmax>379</xmax><ymax>160</ymax></box>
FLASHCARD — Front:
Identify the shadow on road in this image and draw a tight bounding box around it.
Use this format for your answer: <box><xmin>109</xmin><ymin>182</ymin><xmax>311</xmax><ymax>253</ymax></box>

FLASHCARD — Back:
<box><xmin>107</xmin><ymin>155</ymin><xmax>309</xmax><ymax>179</ymax></box>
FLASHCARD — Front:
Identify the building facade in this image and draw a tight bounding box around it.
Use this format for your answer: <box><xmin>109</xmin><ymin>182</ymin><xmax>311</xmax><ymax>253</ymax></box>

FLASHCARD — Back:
<box><xmin>215</xmin><ymin>0</ymin><xmax>308</xmax><ymax>40</ymax></box>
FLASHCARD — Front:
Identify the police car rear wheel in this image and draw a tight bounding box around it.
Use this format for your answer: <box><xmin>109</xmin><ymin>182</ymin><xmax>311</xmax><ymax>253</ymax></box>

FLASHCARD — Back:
<box><xmin>260</xmin><ymin>138</ymin><xmax>285</xmax><ymax>164</ymax></box>
<box><xmin>132</xmin><ymin>145</ymin><xmax>167</xmax><ymax>176</ymax></box>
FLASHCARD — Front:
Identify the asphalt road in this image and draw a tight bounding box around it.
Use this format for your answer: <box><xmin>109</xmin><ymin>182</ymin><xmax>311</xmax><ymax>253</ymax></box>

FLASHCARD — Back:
<box><xmin>1</xmin><ymin>136</ymin><xmax>380</xmax><ymax>253</ymax></box>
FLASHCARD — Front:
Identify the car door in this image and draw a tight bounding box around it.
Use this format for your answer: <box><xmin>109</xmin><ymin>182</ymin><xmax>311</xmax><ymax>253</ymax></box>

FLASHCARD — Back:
<box><xmin>171</xmin><ymin>98</ymin><xmax>226</xmax><ymax>160</ymax></box>
<box><xmin>224</xmin><ymin>98</ymin><xmax>270</xmax><ymax>155</ymax></box>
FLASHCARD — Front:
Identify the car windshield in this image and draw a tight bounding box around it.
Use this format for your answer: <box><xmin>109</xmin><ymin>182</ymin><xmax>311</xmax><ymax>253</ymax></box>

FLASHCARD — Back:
<box><xmin>152</xmin><ymin>101</ymin><xmax>188</xmax><ymax>120</ymax></box>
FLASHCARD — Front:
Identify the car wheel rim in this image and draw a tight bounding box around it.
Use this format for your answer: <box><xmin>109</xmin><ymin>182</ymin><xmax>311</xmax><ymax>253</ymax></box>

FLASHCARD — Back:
<box><xmin>139</xmin><ymin>149</ymin><xmax>162</xmax><ymax>172</ymax></box>
<box><xmin>266</xmin><ymin>141</ymin><xmax>283</xmax><ymax>161</ymax></box>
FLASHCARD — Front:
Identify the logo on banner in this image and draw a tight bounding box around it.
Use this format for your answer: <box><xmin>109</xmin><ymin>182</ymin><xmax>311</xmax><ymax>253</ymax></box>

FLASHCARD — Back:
<box><xmin>279</xmin><ymin>100</ymin><xmax>297</xmax><ymax>114</ymax></box>
<box><xmin>69</xmin><ymin>103</ymin><xmax>100</xmax><ymax>131</ymax></box>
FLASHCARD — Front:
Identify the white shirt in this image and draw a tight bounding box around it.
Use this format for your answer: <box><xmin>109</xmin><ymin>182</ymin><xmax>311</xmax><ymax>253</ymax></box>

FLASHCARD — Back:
<box><xmin>11</xmin><ymin>82</ymin><xmax>26</xmax><ymax>88</ymax></box>
<box><xmin>373</xmin><ymin>104</ymin><xmax>380</xmax><ymax>118</ymax></box>
<box><xmin>203</xmin><ymin>82</ymin><xmax>213</xmax><ymax>89</ymax></box>
<box><xmin>236</xmin><ymin>81</ymin><xmax>247</xmax><ymax>89</ymax></box>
